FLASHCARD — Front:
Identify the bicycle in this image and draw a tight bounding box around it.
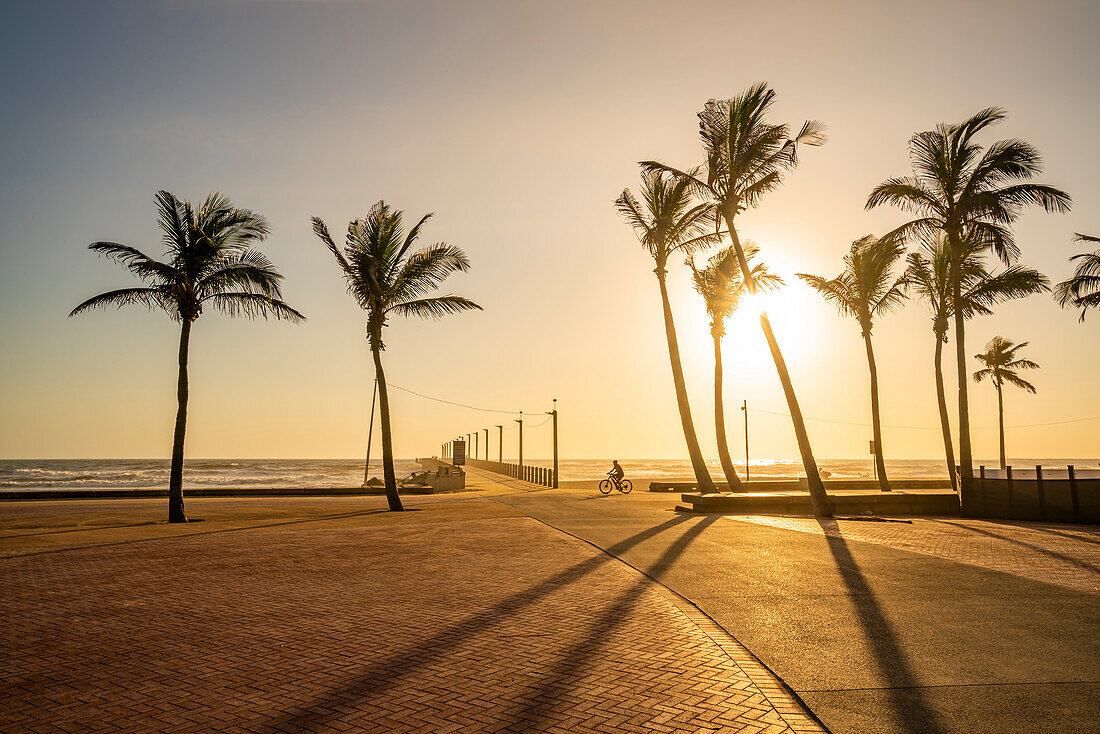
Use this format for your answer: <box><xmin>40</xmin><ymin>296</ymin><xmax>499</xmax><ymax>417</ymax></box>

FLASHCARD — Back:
<box><xmin>598</xmin><ymin>472</ymin><xmax>633</xmax><ymax>494</ymax></box>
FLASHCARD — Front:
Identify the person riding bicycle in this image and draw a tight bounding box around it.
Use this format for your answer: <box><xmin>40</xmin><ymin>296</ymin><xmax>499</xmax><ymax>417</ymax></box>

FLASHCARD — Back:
<box><xmin>608</xmin><ymin>460</ymin><xmax>625</xmax><ymax>485</ymax></box>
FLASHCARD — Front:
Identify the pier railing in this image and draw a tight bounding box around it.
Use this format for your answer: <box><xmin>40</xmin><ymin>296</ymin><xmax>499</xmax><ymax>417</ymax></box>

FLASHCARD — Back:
<box><xmin>464</xmin><ymin>458</ymin><xmax>555</xmax><ymax>488</ymax></box>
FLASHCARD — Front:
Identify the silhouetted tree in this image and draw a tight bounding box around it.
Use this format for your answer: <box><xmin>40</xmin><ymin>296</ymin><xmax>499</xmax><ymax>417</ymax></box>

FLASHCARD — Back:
<box><xmin>1054</xmin><ymin>233</ymin><xmax>1100</xmax><ymax>321</ymax></box>
<box><xmin>643</xmin><ymin>83</ymin><xmax>833</xmax><ymax>515</ymax></box>
<box><xmin>973</xmin><ymin>337</ymin><xmax>1039</xmax><ymax>470</ymax></box>
<box><xmin>71</xmin><ymin>191</ymin><xmax>303</xmax><ymax>523</ymax></box>
<box><xmin>799</xmin><ymin>236</ymin><xmax>907</xmax><ymax>491</ymax></box>
<box><xmin>904</xmin><ymin>233</ymin><xmax>1048</xmax><ymax>490</ymax></box>
<box><xmin>616</xmin><ymin>169</ymin><xmax>723</xmax><ymax>493</ymax></box>
<box><xmin>689</xmin><ymin>244</ymin><xmax>782</xmax><ymax>490</ymax></box>
<box><xmin>867</xmin><ymin>108</ymin><xmax>1069</xmax><ymax>487</ymax></box>
<box><xmin>312</xmin><ymin>202</ymin><xmax>481</xmax><ymax>511</ymax></box>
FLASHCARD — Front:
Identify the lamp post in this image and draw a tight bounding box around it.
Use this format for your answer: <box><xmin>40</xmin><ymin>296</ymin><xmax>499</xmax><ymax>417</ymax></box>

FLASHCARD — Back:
<box><xmin>741</xmin><ymin>399</ymin><xmax>749</xmax><ymax>483</ymax></box>
<box><xmin>515</xmin><ymin>412</ymin><xmax>523</xmax><ymax>472</ymax></box>
<box><xmin>496</xmin><ymin>425</ymin><xmax>503</xmax><ymax>463</ymax></box>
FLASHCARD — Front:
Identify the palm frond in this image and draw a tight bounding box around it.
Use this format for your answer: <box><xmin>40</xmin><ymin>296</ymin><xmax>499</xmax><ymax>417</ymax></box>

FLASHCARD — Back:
<box><xmin>69</xmin><ymin>287</ymin><xmax>171</xmax><ymax>318</ymax></box>
<box><xmin>390</xmin><ymin>295</ymin><xmax>482</xmax><ymax>320</ymax></box>
<box><xmin>204</xmin><ymin>292</ymin><xmax>305</xmax><ymax>322</ymax></box>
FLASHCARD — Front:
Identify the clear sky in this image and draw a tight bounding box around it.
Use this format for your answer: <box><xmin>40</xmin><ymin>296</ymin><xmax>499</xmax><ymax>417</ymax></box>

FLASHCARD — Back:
<box><xmin>1</xmin><ymin>0</ymin><xmax>1097</xmax><ymax>462</ymax></box>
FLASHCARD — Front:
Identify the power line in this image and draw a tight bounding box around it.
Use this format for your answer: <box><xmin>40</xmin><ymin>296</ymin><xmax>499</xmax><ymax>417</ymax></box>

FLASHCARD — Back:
<box><xmin>747</xmin><ymin>407</ymin><xmax>1100</xmax><ymax>431</ymax></box>
<box><xmin>387</xmin><ymin>382</ymin><xmax>524</xmax><ymax>415</ymax></box>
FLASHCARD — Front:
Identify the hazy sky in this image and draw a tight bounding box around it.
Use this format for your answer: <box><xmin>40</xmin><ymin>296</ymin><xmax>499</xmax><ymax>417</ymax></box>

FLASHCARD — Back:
<box><xmin>1</xmin><ymin>0</ymin><xmax>1097</xmax><ymax>463</ymax></box>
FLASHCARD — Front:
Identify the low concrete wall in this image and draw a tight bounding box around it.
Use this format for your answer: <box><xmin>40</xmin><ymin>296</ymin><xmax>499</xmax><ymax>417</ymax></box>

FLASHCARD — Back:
<box><xmin>464</xmin><ymin>458</ymin><xmax>555</xmax><ymax>487</ymax></box>
<box><xmin>961</xmin><ymin>469</ymin><xmax>1099</xmax><ymax>523</ymax></box>
<box><xmin>651</xmin><ymin>478</ymin><xmax>952</xmax><ymax>493</ymax></box>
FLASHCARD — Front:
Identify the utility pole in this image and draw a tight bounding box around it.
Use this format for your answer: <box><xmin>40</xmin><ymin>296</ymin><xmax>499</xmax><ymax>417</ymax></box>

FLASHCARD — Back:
<box><xmin>496</xmin><ymin>425</ymin><xmax>503</xmax><ymax>463</ymax></box>
<box><xmin>547</xmin><ymin>399</ymin><xmax>558</xmax><ymax>488</ymax></box>
<box><xmin>741</xmin><ymin>399</ymin><xmax>749</xmax><ymax>483</ymax></box>
<box><xmin>473</xmin><ymin>431</ymin><xmax>478</xmax><ymax>461</ymax></box>
<box><xmin>483</xmin><ymin>429</ymin><xmax>489</xmax><ymax>461</ymax></box>
<box><xmin>515</xmin><ymin>412</ymin><xmax>523</xmax><ymax>472</ymax></box>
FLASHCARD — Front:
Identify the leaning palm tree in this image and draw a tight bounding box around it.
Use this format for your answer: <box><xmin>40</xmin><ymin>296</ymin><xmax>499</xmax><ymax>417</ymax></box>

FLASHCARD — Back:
<box><xmin>643</xmin><ymin>83</ymin><xmax>832</xmax><ymax>515</ymax></box>
<box><xmin>1054</xmin><ymin>233</ymin><xmax>1100</xmax><ymax>321</ymax></box>
<box><xmin>70</xmin><ymin>191</ymin><xmax>304</xmax><ymax>523</ymax></box>
<box><xmin>798</xmin><ymin>236</ymin><xmax>907</xmax><ymax>492</ymax></box>
<box><xmin>689</xmin><ymin>244</ymin><xmax>782</xmax><ymax>490</ymax></box>
<box><xmin>973</xmin><ymin>337</ymin><xmax>1039</xmax><ymax>470</ymax></box>
<box><xmin>867</xmin><ymin>108</ymin><xmax>1070</xmax><ymax>487</ymax></box>
<box><xmin>616</xmin><ymin>169</ymin><xmax>723</xmax><ymax>493</ymax></box>
<box><xmin>312</xmin><ymin>202</ymin><xmax>481</xmax><ymax>512</ymax></box>
<box><xmin>904</xmin><ymin>233</ymin><xmax>1049</xmax><ymax>490</ymax></box>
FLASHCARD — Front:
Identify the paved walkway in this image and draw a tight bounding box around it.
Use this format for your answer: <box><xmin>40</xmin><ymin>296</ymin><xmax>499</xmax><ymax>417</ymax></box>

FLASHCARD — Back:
<box><xmin>1</xmin><ymin>499</ymin><xmax>821</xmax><ymax>733</ymax></box>
<box><xmin>728</xmin><ymin>515</ymin><xmax>1100</xmax><ymax>593</ymax></box>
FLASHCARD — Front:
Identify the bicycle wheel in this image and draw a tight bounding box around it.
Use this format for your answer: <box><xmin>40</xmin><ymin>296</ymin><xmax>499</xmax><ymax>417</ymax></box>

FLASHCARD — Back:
<box><xmin>619</xmin><ymin>479</ymin><xmax>633</xmax><ymax>494</ymax></box>
<box><xmin>598</xmin><ymin>479</ymin><xmax>613</xmax><ymax>494</ymax></box>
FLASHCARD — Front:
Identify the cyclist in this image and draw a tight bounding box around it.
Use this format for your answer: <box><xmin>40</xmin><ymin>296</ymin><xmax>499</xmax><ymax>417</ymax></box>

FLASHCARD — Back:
<box><xmin>608</xmin><ymin>460</ymin><xmax>625</xmax><ymax>487</ymax></box>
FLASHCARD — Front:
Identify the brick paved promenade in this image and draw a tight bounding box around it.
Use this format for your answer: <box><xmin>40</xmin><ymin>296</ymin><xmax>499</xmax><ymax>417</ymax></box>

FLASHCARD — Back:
<box><xmin>2</xmin><ymin>501</ymin><xmax>821</xmax><ymax>733</ymax></box>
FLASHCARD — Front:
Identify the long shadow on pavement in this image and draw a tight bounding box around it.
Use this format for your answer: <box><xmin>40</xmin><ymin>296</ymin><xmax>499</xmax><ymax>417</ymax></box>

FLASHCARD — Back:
<box><xmin>260</xmin><ymin>513</ymin><xmax>697</xmax><ymax>733</ymax></box>
<box><xmin>933</xmin><ymin>520</ymin><xmax>1100</xmax><ymax>574</ymax></box>
<box><xmin>817</xmin><ymin>518</ymin><xmax>946</xmax><ymax>734</ymax></box>
<box><xmin>498</xmin><ymin>515</ymin><xmax>721</xmax><ymax>730</ymax></box>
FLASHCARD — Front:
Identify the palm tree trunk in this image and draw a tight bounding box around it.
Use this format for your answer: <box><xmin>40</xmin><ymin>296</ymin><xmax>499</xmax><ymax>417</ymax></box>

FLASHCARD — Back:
<box><xmin>933</xmin><ymin>336</ymin><xmax>958</xmax><ymax>493</ymax></box>
<box><xmin>167</xmin><ymin>319</ymin><xmax>191</xmax><ymax>524</ymax></box>
<box><xmin>759</xmin><ymin>313</ymin><xmax>832</xmax><ymax>516</ymax></box>
<box><xmin>997</xmin><ymin>382</ymin><xmax>1006</xmax><ymax>471</ymax></box>
<box><xmin>863</xmin><ymin>330</ymin><xmax>890</xmax><ymax>492</ymax></box>
<box><xmin>370</xmin><ymin>342</ymin><xmax>404</xmax><ymax>512</ymax></box>
<box><xmin>656</xmin><ymin>268</ymin><xmax>716</xmax><ymax>493</ymax></box>
<box><xmin>713</xmin><ymin>331</ymin><xmax>742</xmax><ymax>490</ymax></box>
<box><xmin>950</xmin><ymin>238</ymin><xmax>974</xmax><ymax>488</ymax></box>
<box><xmin>724</xmin><ymin>218</ymin><xmax>830</xmax><ymax>515</ymax></box>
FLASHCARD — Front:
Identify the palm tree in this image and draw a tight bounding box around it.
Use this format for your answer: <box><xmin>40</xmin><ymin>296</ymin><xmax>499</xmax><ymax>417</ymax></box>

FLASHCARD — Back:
<box><xmin>616</xmin><ymin>169</ymin><xmax>724</xmax><ymax>493</ymax></box>
<box><xmin>642</xmin><ymin>83</ymin><xmax>833</xmax><ymax>515</ymax></box>
<box><xmin>689</xmin><ymin>244</ymin><xmax>782</xmax><ymax>490</ymax></box>
<box><xmin>973</xmin><ymin>337</ymin><xmax>1039</xmax><ymax>470</ymax></box>
<box><xmin>867</xmin><ymin>108</ymin><xmax>1070</xmax><ymax>488</ymax></box>
<box><xmin>904</xmin><ymin>233</ymin><xmax>1049</xmax><ymax>490</ymax></box>
<box><xmin>312</xmin><ymin>202</ymin><xmax>481</xmax><ymax>511</ymax></box>
<box><xmin>70</xmin><ymin>191</ymin><xmax>304</xmax><ymax>523</ymax></box>
<box><xmin>798</xmin><ymin>236</ymin><xmax>907</xmax><ymax>491</ymax></box>
<box><xmin>1054</xmin><ymin>233</ymin><xmax>1100</xmax><ymax>321</ymax></box>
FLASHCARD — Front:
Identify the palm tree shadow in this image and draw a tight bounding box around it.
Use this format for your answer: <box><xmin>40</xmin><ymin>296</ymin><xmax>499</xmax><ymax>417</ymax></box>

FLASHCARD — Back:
<box><xmin>260</xmin><ymin>513</ymin><xmax>697</xmax><ymax>733</ymax></box>
<box><xmin>498</xmin><ymin>515</ymin><xmax>720</xmax><ymax>730</ymax></box>
<box><xmin>816</xmin><ymin>518</ymin><xmax>946</xmax><ymax>734</ymax></box>
<box><xmin>933</xmin><ymin>520</ymin><xmax>1100</xmax><ymax>573</ymax></box>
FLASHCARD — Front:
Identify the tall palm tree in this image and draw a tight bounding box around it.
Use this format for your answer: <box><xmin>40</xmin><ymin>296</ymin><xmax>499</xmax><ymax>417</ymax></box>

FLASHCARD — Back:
<box><xmin>973</xmin><ymin>337</ymin><xmax>1039</xmax><ymax>470</ymax></box>
<box><xmin>312</xmin><ymin>202</ymin><xmax>481</xmax><ymax>511</ymax></box>
<box><xmin>642</xmin><ymin>83</ymin><xmax>833</xmax><ymax>515</ymax></box>
<box><xmin>904</xmin><ymin>233</ymin><xmax>1049</xmax><ymax>490</ymax></box>
<box><xmin>798</xmin><ymin>236</ymin><xmax>907</xmax><ymax>491</ymax></box>
<box><xmin>70</xmin><ymin>191</ymin><xmax>304</xmax><ymax>523</ymax></box>
<box><xmin>616</xmin><ymin>169</ymin><xmax>723</xmax><ymax>493</ymax></box>
<box><xmin>867</xmin><ymin>108</ymin><xmax>1070</xmax><ymax>488</ymax></box>
<box><xmin>689</xmin><ymin>243</ymin><xmax>782</xmax><ymax>490</ymax></box>
<box><xmin>1054</xmin><ymin>233</ymin><xmax>1100</xmax><ymax>321</ymax></box>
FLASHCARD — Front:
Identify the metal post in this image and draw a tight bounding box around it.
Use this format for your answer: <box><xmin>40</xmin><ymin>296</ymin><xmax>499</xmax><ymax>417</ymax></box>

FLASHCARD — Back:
<box><xmin>363</xmin><ymin>379</ymin><xmax>378</xmax><ymax>486</ymax></box>
<box><xmin>516</xmin><ymin>412</ymin><xmax>523</xmax><ymax>472</ymax></box>
<box><xmin>741</xmin><ymin>399</ymin><xmax>749</xmax><ymax>483</ymax></box>
<box><xmin>496</xmin><ymin>425</ymin><xmax>503</xmax><ymax>463</ymax></box>
<box><xmin>548</xmin><ymin>399</ymin><xmax>559</xmax><ymax>489</ymax></box>
<box><xmin>473</xmin><ymin>431</ymin><xmax>478</xmax><ymax>462</ymax></box>
<box><xmin>483</xmin><ymin>429</ymin><xmax>489</xmax><ymax>462</ymax></box>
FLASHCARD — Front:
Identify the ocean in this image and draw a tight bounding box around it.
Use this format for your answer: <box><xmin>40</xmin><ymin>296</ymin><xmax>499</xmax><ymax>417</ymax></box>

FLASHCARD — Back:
<box><xmin>3</xmin><ymin>457</ymin><xmax>1098</xmax><ymax>490</ymax></box>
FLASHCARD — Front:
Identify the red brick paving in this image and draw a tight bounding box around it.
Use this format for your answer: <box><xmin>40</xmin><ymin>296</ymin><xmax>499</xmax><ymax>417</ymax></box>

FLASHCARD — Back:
<box><xmin>2</xmin><ymin>515</ymin><xmax>822</xmax><ymax>733</ymax></box>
